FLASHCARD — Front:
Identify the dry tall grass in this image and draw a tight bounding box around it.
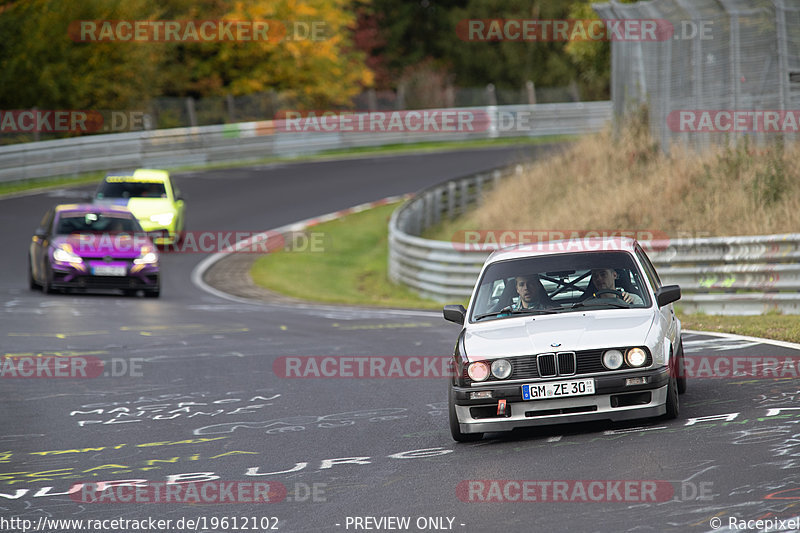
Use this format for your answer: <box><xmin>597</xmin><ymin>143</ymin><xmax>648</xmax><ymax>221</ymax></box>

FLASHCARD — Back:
<box><xmin>457</xmin><ymin>118</ymin><xmax>800</xmax><ymax>239</ymax></box>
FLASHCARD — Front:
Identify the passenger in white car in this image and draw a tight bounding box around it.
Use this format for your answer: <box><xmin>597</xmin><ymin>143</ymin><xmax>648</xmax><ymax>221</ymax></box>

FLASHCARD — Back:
<box><xmin>513</xmin><ymin>274</ymin><xmax>556</xmax><ymax>310</ymax></box>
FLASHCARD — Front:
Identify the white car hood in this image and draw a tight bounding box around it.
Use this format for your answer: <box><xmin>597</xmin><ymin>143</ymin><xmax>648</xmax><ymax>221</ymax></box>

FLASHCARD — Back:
<box><xmin>464</xmin><ymin>309</ymin><xmax>656</xmax><ymax>359</ymax></box>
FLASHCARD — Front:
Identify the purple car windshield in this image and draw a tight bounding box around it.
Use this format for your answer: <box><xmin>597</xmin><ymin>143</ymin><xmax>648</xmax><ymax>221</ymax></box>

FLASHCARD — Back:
<box><xmin>56</xmin><ymin>213</ymin><xmax>139</xmax><ymax>235</ymax></box>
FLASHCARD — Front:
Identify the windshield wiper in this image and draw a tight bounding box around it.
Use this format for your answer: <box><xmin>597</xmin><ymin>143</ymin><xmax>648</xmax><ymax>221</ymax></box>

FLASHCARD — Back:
<box><xmin>571</xmin><ymin>300</ymin><xmax>630</xmax><ymax>309</ymax></box>
<box><xmin>473</xmin><ymin>306</ymin><xmax>561</xmax><ymax>321</ymax></box>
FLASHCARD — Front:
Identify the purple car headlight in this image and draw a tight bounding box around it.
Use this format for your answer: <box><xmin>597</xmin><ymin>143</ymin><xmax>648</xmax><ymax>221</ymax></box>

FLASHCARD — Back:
<box><xmin>53</xmin><ymin>244</ymin><xmax>83</xmax><ymax>264</ymax></box>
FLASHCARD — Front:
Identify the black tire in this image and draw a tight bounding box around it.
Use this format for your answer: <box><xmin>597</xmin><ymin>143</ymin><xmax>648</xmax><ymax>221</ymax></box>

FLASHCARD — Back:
<box><xmin>144</xmin><ymin>287</ymin><xmax>160</xmax><ymax>298</ymax></box>
<box><xmin>42</xmin><ymin>260</ymin><xmax>55</xmax><ymax>294</ymax></box>
<box><xmin>663</xmin><ymin>369</ymin><xmax>680</xmax><ymax>420</ymax></box>
<box><xmin>28</xmin><ymin>255</ymin><xmax>39</xmax><ymax>290</ymax></box>
<box><xmin>676</xmin><ymin>339</ymin><xmax>687</xmax><ymax>394</ymax></box>
<box><xmin>123</xmin><ymin>289</ymin><xmax>139</xmax><ymax>297</ymax></box>
<box><xmin>449</xmin><ymin>382</ymin><xmax>483</xmax><ymax>442</ymax></box>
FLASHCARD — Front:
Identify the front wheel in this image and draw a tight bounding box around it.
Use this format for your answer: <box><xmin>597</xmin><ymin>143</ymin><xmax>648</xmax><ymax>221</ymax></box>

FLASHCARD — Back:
<box><xmin>676</xmin><ymin>340</ymin><xmax>687</xmax><ymax>394</ymax></box>
<box><xmin>41</xmin><ymin>260</ymin><xmax>55</xmax><ymax>294</ymax></box>
<box><xmin>449</xmin><ymin>382</ymin><xmax>483</xmax><ymax>442</ymax></box>
<box><xmin>663</xmin><ymin>372</ymin><xmax>680</xmax><ymax>420</ymax></box>
<box><xmin>28</xmin><ymin>255</ymin><xmax>39</xmax><ymax>290</ymax></box>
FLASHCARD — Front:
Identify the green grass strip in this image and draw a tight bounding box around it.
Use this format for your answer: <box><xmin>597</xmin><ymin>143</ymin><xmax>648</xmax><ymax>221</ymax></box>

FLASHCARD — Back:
<box><xmin>250</xmin><ymin>202</ymin><xmax>444</xmax><ymax>310</ymax></box>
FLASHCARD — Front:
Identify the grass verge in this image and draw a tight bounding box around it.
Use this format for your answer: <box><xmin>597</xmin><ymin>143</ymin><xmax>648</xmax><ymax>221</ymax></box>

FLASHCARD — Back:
<box><xmin>0</xmin><ymin>172</ymin><xmax>106</xmax><ymax>198</ymax></box>
<box><xmin>250</xmin><ymin>202</ymin><xmax>444</xmax><ymax>310</ymax></box>
<box><xmin>677</xmin><ymin>313</ymin><xmax>800</xmax><ymax>344</ymax></box>
<box><xmin>249</xmin><ymin>201</ymin><xmax>800</xmax><ymax>343</ymax></box>
<box><xmin>425</xmin><ymin>112</ymin><xmax>800</xmax><ymax>241</ymax></box>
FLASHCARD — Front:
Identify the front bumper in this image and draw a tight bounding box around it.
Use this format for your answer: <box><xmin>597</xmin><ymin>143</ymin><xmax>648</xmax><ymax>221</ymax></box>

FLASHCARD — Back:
<box><xmin>138</xmin><ymin>220</ymin><xmax>178</xmax><ymax>245</ymax></box>
<box><xmin>50</xmin><ymin>262</ymin><xmax>159</xmax><ymax>291</ymax></box>
<box><xmin>452</xmin><ymin>367</ymin><xmax>670</xmax><ymax>434</ymax></box>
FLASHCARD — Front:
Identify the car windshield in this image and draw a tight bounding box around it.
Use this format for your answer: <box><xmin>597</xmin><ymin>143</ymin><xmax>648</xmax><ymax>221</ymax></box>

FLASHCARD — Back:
<box><xmin>470</xmin><ymin>251</ymin><xmax>651</xmax><ymax>322</ymax></box>
<box><xmin>96</xmin><ymin>180</ymin><xmax>167</xmax><ymax>199</ymax></box>
<box><xmin>55</xmin><ymin>213</ymin><xmax>140</xmax><ymax>235</ymax></box>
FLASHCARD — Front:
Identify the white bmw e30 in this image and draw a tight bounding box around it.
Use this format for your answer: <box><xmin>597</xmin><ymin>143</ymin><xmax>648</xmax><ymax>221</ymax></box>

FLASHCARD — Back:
<box><xmin>443</xmin><ymin>237</ymin><xmax>685</xmax><ymax>442</ymax></box>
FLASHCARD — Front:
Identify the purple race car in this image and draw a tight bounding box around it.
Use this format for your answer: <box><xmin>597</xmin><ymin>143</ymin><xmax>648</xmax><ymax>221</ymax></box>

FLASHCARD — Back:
<box><xmin>28</xmin><ymin>204</ymin><xmax>160</xmax><ymax>297</ymax></box>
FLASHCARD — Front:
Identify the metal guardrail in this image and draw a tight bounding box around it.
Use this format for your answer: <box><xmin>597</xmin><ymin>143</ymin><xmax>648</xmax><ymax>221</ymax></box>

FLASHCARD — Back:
<box><xmin>0</xmin><ymin>102</ymin><xmax>612</xmax><ymax>183</ymax></box>
<box><xmin>388</xmin><ymin>172</ymin><xmax>800</xmax><ymax>315</ymax></box>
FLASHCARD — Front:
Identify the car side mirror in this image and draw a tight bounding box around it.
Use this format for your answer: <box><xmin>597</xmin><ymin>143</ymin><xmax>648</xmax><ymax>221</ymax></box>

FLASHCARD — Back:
<box><xmin>443</xmin><ymin>304</ymin><xmax>466</xmax><ymax>325</ymax></box>
<box><xmin>655</xmin><ymin>285</ymin><xmax>681</xmax><ymax>307</ymax></box>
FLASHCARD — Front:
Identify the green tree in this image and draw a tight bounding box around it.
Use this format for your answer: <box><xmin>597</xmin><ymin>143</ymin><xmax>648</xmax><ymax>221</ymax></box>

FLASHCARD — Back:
<box><xmin>0</xmin><ymin>0</ymin><xmax>165</xmax><ymax>109</ymax></box>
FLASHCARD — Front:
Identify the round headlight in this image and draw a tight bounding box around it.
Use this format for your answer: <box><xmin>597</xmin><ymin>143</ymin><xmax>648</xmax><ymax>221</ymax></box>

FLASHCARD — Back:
<box><xmin>626</xmin><ymin>348</ymin><xmax>648</xmax><ymax>367</ymax></box>
<box><xmin>491</xmin><ymin>359</ymin><xmax>512</xmax><ymax>379</ymax></box>
<box><xmin>467</xmin><ymin>361</ymin><xmax>490</xmax><ymax>382</ymax></box>
<box><xmin>603</xmin><ymin>349</ymin><xmax>624</xmax><ymax>370</ymax></box>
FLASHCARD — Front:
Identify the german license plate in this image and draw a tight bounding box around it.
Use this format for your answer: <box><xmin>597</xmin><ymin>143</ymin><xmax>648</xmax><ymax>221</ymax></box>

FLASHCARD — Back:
<box><xmin>92</xmin><ymin>265</ymin><xmax>126</xmax><ymax>276</ymax></box>
<box><xmin>522</xmin><ymin>379</ymin><xmax>595</xmax><ymax>400</ymax></box>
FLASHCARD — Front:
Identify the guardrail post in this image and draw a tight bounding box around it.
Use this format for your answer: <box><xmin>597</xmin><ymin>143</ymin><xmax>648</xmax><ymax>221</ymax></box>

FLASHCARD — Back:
<box><xmin>526</xmin><ymin>81</ymin><xmax>536</xmax><ymax>105</ymax></box>
<box><xmin>423</xmin><ymin>193</ymin><xmax>433</xmax><ymax>230</ymax></box>
<box><xmin>486</xmin><ymin>84</ymin><xmax>497</xmax><ymax>106</ymax></box>
<box><xmin>186</xmin><ymin>97</ymin><xmax>198</xmax><ymax>127</ymax></box>
<box><xmin>226</xmin><ymin>94</ymin><xmax>236</xmax><ymax>123</ymax></box>
<box><xmin>459</xmin><ymin>179</ymin><xmax>470</xmax><ymax>213</ymax></box>
<box><xmin>447</xmin><ymin>181</ymin><xmax>456</xmax><ymax>218</ymax></box>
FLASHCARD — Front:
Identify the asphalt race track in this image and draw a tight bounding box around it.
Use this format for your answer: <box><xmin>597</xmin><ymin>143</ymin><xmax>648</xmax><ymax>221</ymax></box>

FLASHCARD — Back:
<box><xmin>2</xmin><ymin>147</ymin><xmax>800</xmax><ymax>533</ymax></box>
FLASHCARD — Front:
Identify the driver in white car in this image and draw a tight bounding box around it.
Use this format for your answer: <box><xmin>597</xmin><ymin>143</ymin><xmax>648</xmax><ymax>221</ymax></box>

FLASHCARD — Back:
<box><xmin>590</xmin><ymin>268</ymin><xmax>643</xmax><ymax>304</ymax></box>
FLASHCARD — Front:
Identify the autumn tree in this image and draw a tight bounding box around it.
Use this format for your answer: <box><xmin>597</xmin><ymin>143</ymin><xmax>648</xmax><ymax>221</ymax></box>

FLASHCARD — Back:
<box><xmin>0</xmin><ymin>0</ymin><xmax>165</xmax><ymax>109</ymax></box>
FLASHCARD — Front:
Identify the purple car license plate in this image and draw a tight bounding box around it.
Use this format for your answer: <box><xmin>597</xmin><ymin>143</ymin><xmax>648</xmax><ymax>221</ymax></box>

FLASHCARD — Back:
<box><xmin>92</xmin><ymin>265</ymin><xmax>127</xmax><ymax>276</ymax></box>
